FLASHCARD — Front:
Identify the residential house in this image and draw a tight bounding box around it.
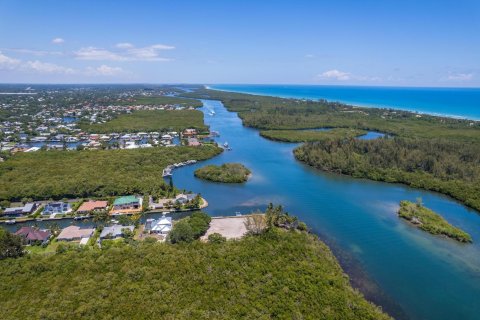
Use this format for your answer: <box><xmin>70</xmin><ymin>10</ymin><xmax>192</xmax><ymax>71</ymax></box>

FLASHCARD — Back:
<box><xmin>187</xmin><ymin>138</ymin><xmax>201</xmax><ymax>147</ymax></box>
<box><xmin>57</xmin><ymin>226</ymin><xmax>94</xmax><ymax>242</ymax></box>
<box><xmin>43</xmin><ymin>202</ymin><xmax>72</xmax><ymax>215</ymax></box>
<box><xmin>110</xmin><ymin>195</ymin><xmax>142</xmax><ymax>215</ymax></box>
<box><xmin>175</xmin><ymin>193</ymin><xmax>198</xmax><ymax>204</ymax></box>
<box><xmin>77</xmin><ymin>200</ymin><xmax>109</xmax><ymax>214</ymax></box>
<box><xmin>183</xmin><ymin>128</ymin><xmax>197</xmax><ymax>137</ymax></box>
<box><xmin>3</xmin><ymin>203</ymin><xmax>38</xmax><ymax>217</ymax></box>
<box><xmin>145</xmin><ymin>216</ymin><xmax>172</xmax><ymax>235</ymax></box>
<box><xmin>15</xmin><ymin>227</ymin><xmax>51</xmax><ymax>245</ymax></box>
<box><xmin>99</xmin><ymin>225</ymin><xmax>134</xmax><ymax>240</ymax></box>
<box><xmin>149</xmin><ymin>196</ymin><xmax>173</xmax><ymax>210</ymax></box>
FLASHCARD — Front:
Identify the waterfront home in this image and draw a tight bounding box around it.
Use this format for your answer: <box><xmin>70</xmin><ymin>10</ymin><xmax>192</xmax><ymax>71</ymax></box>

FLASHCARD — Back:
<box><xmin>43</xmin><ymin>202</ymin><xmax>72</xmax><ymax>216</ymax></box>
<box><xmin>187</xmin><ymin>138</ymin><xmax>201</xmax><ymax>147</ymax></box>
<box><xmin>57</xmin><ymin>226</ymin><xmax>94</xmax><ymax>242</ymax></box>
<box><xmin>3</xmin><ymin>202</ymin><xmax>38</xmax><ymax>217</ymax></box>
<box><xmin>183</xmin><ymin>128</ymin><xmax>197</xmax><ymax>137</ymax></box>
<box><xmin>99</xmin><ymin>224</ymin><xmax>134</xmax><ymax>240</ymax></box>
<box><xmin>145</xmin><ymin>216</ymin><xmax>172</xmax><ymax>235</ymax></box>
<box><xmin>110</xmin><ymin>195</ymin><xmax>142</xmax><ymax>215</ymax></box>
<box><xmin>175</xmin><ymin>193</ymin><xmax>198</xmax><ymax>204</ymax></box>
<box><xmin>15</xmin><ymin>226</ymin><xmax>51</xmax><ymax>245</ymax></box>
<box><xmin>77</xmin><ymin>200</ymin><xmax>109</xmax><ymax>214</ymax></box>
<box><xmin>149</xmin><ymin>197</ymin><xmax>173</xmax><ymax>210</ymax></box>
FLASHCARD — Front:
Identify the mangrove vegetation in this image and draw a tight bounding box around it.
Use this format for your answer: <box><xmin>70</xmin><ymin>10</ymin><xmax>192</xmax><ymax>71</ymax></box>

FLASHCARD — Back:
<box><xmin>294</xmin><ymin>137</ymin><xmax>480</xmax><ymax>211</ymax></box>
<box><xmin>398</xmin><ymin>200</ymin><xmax>472</xmax><ymax>243</ymax></box>
<box><xmin>80</xmin><ymin>109</ymin><xmax>207</xmax><ymax>133</ymax></box>
<box><xmin>0</xmin><ymin>146</ymin><xmax>222</xmax><ymax>201</ymax></box>
<box><xmin>0</xmin><ymin>226</ymin><xmax>390</xmax><ymax>319</ymax></box>
<box><xmin>194</xmin><ymin>163</ymin><xmax>251</xmax><ymax>183</ymax></box>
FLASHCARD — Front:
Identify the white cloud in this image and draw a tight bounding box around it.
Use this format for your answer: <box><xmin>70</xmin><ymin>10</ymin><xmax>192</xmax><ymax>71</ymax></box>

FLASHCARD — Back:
<box><xmin>1</xmin><ymin>48</ymin><xmax>63</xmax><ymax>56</ymax></box>
<box><xmin>74</xmin><ymin>43</ymin><xmax>174</xmax><ymax>61</ymax></box>
<box><xmin>305</xmin><ymin>54</ymin><xmax>315</xmax><ymax>58</ymax></box>
<box><xmin>0</xmin><ymin>51</ymin><xmax>130</xmax><ymax>78</ymax></box>
<box><xmin>74</xmin><ymin>47</ymin><xmax>126</xmax><ymax>61</ymax></box>
<box><xmin>85</xmin><ymin>64</ymin><xmax>124</xmax><ymax>76</ymax></box>
<box><xmin>0</xmin><ymin>52</ymin><xmax>21</xmax><ymax>69</ymax></box>
<box><xmin>22</xmin><ymin>60</ymin><xmax>75</xmax><ymax>74</ymax></box>
<box><xmin>116</xmin><ymin>42</ymin><xmax>134</xmax><ymax>49</ymax></box>
<box><xmin>317</xmin><ymin>69</ymin><xmax>351</xmax><ymax>81</ymax></box>
<box><xmin>445</xmin><ymin>73</ymin><xmax>474</xmax><ymax>81</ymax></box>
<box><xmin>52</xmin><ymin>38</ymin><xmax>65</xmax><ymax>44</ymax></box>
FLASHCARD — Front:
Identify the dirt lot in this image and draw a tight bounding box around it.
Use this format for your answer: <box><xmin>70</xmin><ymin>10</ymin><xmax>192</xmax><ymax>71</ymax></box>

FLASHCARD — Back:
<box><xmin>201</xmin><ymin>215</ymin><xmax>256</xmax><ymax>240</ymax></box>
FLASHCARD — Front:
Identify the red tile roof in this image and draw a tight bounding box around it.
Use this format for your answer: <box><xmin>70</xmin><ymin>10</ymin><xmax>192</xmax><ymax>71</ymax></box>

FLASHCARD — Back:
<box><xmin>15</xmin><ymin>227</ymin><xmax>51</xmax><ymax>241</ymax></box>
<box><xmin>77</xmin><ymin>200</ymin><xmax>109</xmax><ymax>212</ymax></box>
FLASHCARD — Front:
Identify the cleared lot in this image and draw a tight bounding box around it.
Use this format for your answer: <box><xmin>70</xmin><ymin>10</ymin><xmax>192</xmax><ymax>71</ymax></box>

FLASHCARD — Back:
<box><xmin>202</xmin><ymin>216</ymin><xmax>253</xmax><ymax>240</ymax></box>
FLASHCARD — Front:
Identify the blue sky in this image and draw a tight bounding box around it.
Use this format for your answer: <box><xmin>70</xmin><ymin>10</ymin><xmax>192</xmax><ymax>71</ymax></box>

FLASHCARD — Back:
<box><xmin>0</xmin><ymin>0</ymin><xmax>479</xmax><ymax>86</ymax></box>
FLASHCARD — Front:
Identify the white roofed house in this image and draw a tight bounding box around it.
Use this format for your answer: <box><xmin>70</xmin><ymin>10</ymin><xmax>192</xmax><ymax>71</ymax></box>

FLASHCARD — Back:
<box><xmin>99</xmin><ymin>225</ymin><xmax>135</xmax><ymax>240</ymax></box>
<box><xmin>175</xmin><ymin>193</ymin><xmax>198</xmax><ymax>204</ymax></box>
<box><xmin>145</xmin><ymin>216</ymin><xmax>172</xmax><ymax>235</ymax></box>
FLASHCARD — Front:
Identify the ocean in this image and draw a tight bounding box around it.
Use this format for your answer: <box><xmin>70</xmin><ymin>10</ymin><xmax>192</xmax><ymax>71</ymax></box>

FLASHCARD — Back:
<box><xmin>209</xmin><ymin>84</ymin><xmax>480</xmax><ymax>120</ymax></box>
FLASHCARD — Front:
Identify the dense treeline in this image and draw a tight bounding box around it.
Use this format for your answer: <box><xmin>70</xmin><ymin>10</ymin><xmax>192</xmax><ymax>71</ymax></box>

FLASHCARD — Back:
<box><xmin>80</xmin><ymin>109</ymin><xmax>207</xmax><ymax>133</ymax></box>
<box><xmin>294</xmin><ymin>137</ymin><xmax>480</xmax><ymax>211</ymax></box>
<box><xmin>194</xmin><ymin>163</ymin><xmax>251</xmax><ymax>183</ymax></box>
<box><xmin>398</xmin><ymin>200</ymin><xmax>472</xmax><ymax>243</ymax></box>
<box><xmin>0</xmin><ymin>230</ymin><xmax>389</xmax><ymax>319</ymax></box>
<box><xmin>184</xmin><ymin>89</ymin><xmax>480</xmax><ymax>143</ymax></box>
<box><xmin>260</xmin><ymin>128</ymin><xmax>366</xmax><ymax>142</ymax></box>
<box><xmin>168</xmin><ymin>211</ymin><xmax>211</xmax><ymax>243</ymax></box>
<box><xmin>0</xmin><ymin>146</ymin><xmax>222</xmax><ymax>201</ymax></box>
<box><xmin>113</xmin><ymin>96</ymin><xmax>202</xmax><ymax>107</ymax></box>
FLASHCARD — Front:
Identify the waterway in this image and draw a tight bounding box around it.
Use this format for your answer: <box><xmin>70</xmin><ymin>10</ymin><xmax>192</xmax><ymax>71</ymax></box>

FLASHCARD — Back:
<box><xmin>169</xmin><ymin>99</ymin><xmax>480</xmax><ymax>320</ymax></box>
<box><xmin>5</xmin><ymin>98</ymin><xmax>480</xmax><ymax>319</ymax></box>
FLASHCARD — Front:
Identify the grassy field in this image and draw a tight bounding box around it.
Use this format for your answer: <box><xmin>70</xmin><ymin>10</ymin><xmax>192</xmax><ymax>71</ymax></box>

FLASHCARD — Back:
<box><xmin>0</xmin><ymin>146</ymin><xmax>223</xmax><ymax>201</ymax></box>
<box><xmin>0</xmin><ymin>230</ymin><xmax>390</xmax><ymax>319</ymax></box>
<box><xmin>260</xmin><ymin>128</ymin><xmax>366</xmax><ymax>142</ymax></box>
<box><xmin>80</xmin><ymin>109</ymin><xmax>207</xmax><ymax>133</ymax></box>
<box><xmin>398</xmin><ymin>200</ymin><xmax>472</xmax><ymax>243</ymax></box>
<box><xmin>194</xmin><ymin>163</ymin><xmax>251</xmax><ymax>183</ymax></box>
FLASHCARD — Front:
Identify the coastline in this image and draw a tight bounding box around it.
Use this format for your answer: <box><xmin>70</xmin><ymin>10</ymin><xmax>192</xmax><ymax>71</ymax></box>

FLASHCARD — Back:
<box><xmin>206</xmin><ymin>85</ymin><xmax>480</xmax><ymax>121</ymax></box>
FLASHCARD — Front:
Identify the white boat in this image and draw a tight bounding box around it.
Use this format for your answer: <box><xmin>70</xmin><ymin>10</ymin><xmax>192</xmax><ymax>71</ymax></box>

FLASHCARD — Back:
<box><xmin>5</xmin><ymin>219</ymin><xmax>16</xmax><ymax>225</ymax></box>
<box><xmin>162</xmin><ymin>167</ymin><xmax>172</xmax><ymax>177</ymax></box>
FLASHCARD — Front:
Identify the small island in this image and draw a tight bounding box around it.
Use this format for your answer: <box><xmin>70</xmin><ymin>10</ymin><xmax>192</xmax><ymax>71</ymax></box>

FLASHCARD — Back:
<box><xmin>398</xmin><ymin>200</ymin><xmax>472</xmax><ymax>243</ymax></box>
<box><xmin>194</xmin><ymin>163</ymin><xmax>251</xmax><ymax>183</ymax></box>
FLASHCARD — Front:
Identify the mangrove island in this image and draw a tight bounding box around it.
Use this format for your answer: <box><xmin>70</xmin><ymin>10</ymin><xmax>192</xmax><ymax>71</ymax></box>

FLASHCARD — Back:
<box><xmin>398</xmin><ymin>200</ymin><xmax>472</xmax><ymax>243</ymax></box>
<box><xmin>194</xmin><ymin>163</ymin><xmax>251</xmax><ymax>183</ymax></box>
